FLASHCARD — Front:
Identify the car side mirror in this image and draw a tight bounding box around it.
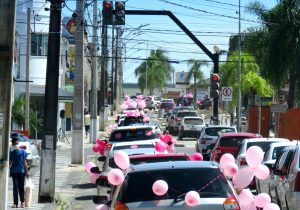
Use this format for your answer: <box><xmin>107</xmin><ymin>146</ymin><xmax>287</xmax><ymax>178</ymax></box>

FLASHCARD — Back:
<box><xmin>90</xmin><ymin>166</ymin><xmax>101</xmax><ymax>174</ymax></box>
<box><xmin>273</xmin><ymin>169</ymin><xmax>284</xmax><ymax>176</ymax></box>
<box><xmin>264</xmin><ymin>163</ymin><xmax>274</xmax><ymax>170</ymax></box>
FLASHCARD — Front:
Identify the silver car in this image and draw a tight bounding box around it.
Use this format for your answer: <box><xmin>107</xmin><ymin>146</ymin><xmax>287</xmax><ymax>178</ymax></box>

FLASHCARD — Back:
<box><xmin>101</xmin><ymin>161</ymin><xmax>241</xmax><ymax>210</ymax></box>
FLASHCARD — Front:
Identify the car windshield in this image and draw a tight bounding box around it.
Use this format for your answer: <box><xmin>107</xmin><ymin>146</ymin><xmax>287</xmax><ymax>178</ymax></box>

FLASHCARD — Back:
<box><xmin>123</xmin><ymin>116</ymin><xmax>144</xmax><ymax>126</ymax></box>
<box><xmin>160</xmin><ymin>103</ymin><xmax>173</xmax><ymax>108</ymax></box>
<box><xmin>130</xmin><ymin>156</ymin><xmax>189</xmax><ymax>165</ymax></box>
<box><xmin>246</xmin><ymin>141</ymin><xmax>279</xmax><ymax>152</ymax></box>
<box><xmin>109</xmin><ymin>128</ymin><xmax>157</xmax><ymax>142</ymax></box>
<box><xmin>219</xmin><ymin>137</ymin><xmax>249</xmax><ymax>147</ymax></box>
<box><xmin>184</xmin><ymin>118</ymin><xmax>204</xmax><ymax>125</ymax></box>
<box><xmin>118</xmin><ymin>168</ymin><xmax>232</xmax><ymax>203</ymax></box>
<box><xmin>177</xmin><ymin>112</ymin><xmax>197</xmax><ymax>117</ymax></box>
<box><xmin>272</xmin><ymin>146</ymin><xmax>287</xmax><ymax>159</ymax></box>
<box><xmin>205</xmin><ymin>127</ymin><xmax>235</xmax><ymax>136</ymax></box>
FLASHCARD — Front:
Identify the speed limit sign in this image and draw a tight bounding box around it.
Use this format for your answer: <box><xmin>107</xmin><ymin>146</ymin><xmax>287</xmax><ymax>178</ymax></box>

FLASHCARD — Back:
<box><xmin>221</xmin><ymin>87</ymin><xmax>233</xmax><ymax>101</ymax></box>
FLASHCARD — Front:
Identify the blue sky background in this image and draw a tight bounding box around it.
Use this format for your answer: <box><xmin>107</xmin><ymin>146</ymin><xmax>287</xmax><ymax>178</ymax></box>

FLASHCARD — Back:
<box><xmin>62</xmin><ymin>0</ymin><xmax>278</xmax><ymax>83</ymax></box>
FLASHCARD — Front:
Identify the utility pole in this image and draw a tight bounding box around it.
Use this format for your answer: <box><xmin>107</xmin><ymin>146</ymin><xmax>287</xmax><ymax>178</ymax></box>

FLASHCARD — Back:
<box><xmin>72</xmin><ymin>0</ymin><xmax>85</xmax><ymax>163</ymax></box>
<box><xmin>90</xmin><ymin>0</ymin><xmax>98</xmax><ymax>144</ymax></box>
<box><xmin>99</xmin><ymin>19</ymin><xmax>108</xmax><ymax>131</ymax></box>
<box><xmin>0</xmin><ymin>1</ymin><xmax>16</xmax><ymax>209</ymax></box>
<box><xmin>145</xmin><ymin>43</ymin><xmax>148</xmax><ymax>95</ymax></box>
<box><xmin>111</xmin><ymin>23</ymin><xmax>115</xmax><ymax>114</ymax></box>
<box><xmin>237</xmin><ymin>0</ymin><xmax>242</xmax><ymax>131</ymax></box>
<box><xmin>25</xmin><ymin>8</ymin><xmax>31</xmax><ymax>133</ymax></box>
<box><xmin>114</xmin><ymin>28</ymin><xmax>120</xmax><ymax>109</ymax></box>
<box><xmin>38</xmin><ymin>0</ymin><xmax>62</xmax><ymax>202</ymax></box>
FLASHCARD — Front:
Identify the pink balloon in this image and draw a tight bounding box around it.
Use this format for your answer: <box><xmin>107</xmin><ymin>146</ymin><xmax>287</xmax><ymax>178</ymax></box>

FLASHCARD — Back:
<box><xmin>89</xmin><ymin>173</ymin><xmax>99</xmax><ymax>184</ymax></box>
<box><xmin>171</xmin><ymin>138</ymin><xmax>177</xmax><ymax>145</ymax></box>
<box><xmin>232</xmin><ymin>167</ymin><xmax>255</xmax><ymax>189</ymax></box>
<box><xmin>92</xmin><ymin>145</ymin><xmax>100</xmax><ymax>153</ymax></box>
<box><xmin>190</xmin><ymin>153</ymin><xmax>203</xmax><ymax>161</ymax></box>
<box><xmin>255</xmin><ymin>164</ymin><xmax>270</xmax><ymax>180</ymax></box>
<box><xmin>238</xmin><ymin>189</ymin><xmax>254</xmax><ymax>208</ymax></box>
<box><xmin>246</xmin><ymin>146</ymin><xmax>264</xmax><ymax>168</ymax></box>
<box><xmin>220</xmin><ymin>153</ymin><xmax>235</xmax><ymax>169</ymax></box>
<box><xmin>164</xmin><ymin>134</ymin><xmax>172</xmax><ymax>143</ymax></box>
<box><xmin>95</xmin><ymin>204</ymin><xmax>108</xmax><ymax>210</ymax></box>
<box><xmin>263</xmin><ymin>203</ymin><xmax>280</xmax><ymax>210</ymax></box>
<box><xmin>185</xmin><ymin>191</ymin><xmax>200</xmax><ymax>207</ymax></box>
<box><xmin>152</xmin><ymin>180</ymin><xmax>169</xmax><ymax>196</ymax></box>
<box><xmin>155</xmin><ymin>141</ymin><xmax>167</xmax><ymax>153</ymax></box>
<box><xmin>107</xmin><ymin>169</ymin><xmax>125</xmax><ymax>185</ymax></box>
<box><xmin>224</xmin><ymin>162</ymin><xmax>238</xmax><ymax>177</ymax></box>
<box><xmin>85</xmin><ymin>162</ymin><xmax>96</xmax><ymax>173</ymax></box>
<box><xmin>114</xmin><ymin>151</ymin><xmax>130</xmax><ymax>170</ymax></box>
<box><xmin>121</xmin><ymin>103</ymin><xmax>128</xmax><ymax>111</ymax></box>
<box><xmin>254</xmin><ymin>193</ymin><xmax>271</xmax><ymax>208</ymax></box>
<box><xmin>245</xmin><ymin>204</ymin><xmax>257</xmax><ymax>210</ymax></box>
<box><xmin>166</xmin><ymin>145</ymin><xmax>175</xmax><ymax>153</ymax></box>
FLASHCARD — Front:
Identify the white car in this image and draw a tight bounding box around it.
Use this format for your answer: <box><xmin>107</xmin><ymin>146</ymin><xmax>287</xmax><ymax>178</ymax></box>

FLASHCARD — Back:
<box><xmin>236</xmin><ymin>138</ymin><xmax>288</xmax><ymax>169</ymax></box>
<box><xmin>256</xmin><ymin>140</ymin><xmax>297</xmax><ymax>194</ymax></box>
<box><xmin>196</xmin><ymin>125</ymin><xmax>237</xmax><ymax>160</ymax></box>
<box><xmin>145</xmin><ymin>96</ymin><xmax>160</xmax><ymax>110</ymax></box>
<box><xmin>177</xmin><ymin>117</ymin><xmax>205</xmax><ymax>140</ymax></box>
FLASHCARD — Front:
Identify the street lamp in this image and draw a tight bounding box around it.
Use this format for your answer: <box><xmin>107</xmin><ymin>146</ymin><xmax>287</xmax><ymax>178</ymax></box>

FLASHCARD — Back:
<box><xmin>145</xmin><ymin>43</ymin><xmax>149</xmax><ymax>96</ymax></box>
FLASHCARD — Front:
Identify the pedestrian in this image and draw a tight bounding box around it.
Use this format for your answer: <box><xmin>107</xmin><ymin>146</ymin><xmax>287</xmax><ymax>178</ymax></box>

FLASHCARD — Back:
<box><xmin>9</xmin><ymin>137</ymin><xmax>29</xmax><ymax>208</ymax></box>
<box><xmin>84</xmin><ymin>111</ymin><xmax>91</xmax><ymax>138</ymax></box>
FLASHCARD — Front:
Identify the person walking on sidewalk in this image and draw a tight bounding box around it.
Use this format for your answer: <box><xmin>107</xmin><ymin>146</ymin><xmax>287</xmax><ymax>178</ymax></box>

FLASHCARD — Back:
<box><xmin>9</xmin><ymin>137</ymin><xmax>29</xmax><ymax>208</ymax></box>
<box><xmin>84</xmin><ymin>111</ymin><xmax>91</xmax><ymax>138</ymax></box>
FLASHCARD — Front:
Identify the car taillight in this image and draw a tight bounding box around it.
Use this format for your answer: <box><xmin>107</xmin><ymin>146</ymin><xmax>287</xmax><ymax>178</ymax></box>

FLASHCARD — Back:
<box><xmin>114</xmin><ymin>201</ymin><xmax>129</xmax><ymax>210</ymax></box>
<box><xmin>215</xmin><ymin>149</ymin><xmax>221</xmax><ymax>154</ymax></box>
<box><xmin>239</xmin><ymin>157</ymin><xmax>247</xmax><ymax>166</ymax></box>
<box><xmin>19</xmin><ymin>145</ymin><xmax>27</xmax><ymax>150</ymax></box>
<box><xmin>294</xmin><ymin>172</ymin><xmax>300</xmax><ymax>191</ymax></box>
<box><xmin>106</xmin><ymin>143</ymin><xmax>112</xmax><ymax>150</ymax></box>
<box><xmin>223</xmin><ymin>195</ymin><xmax>240</xmax><ymax>210</ymax></box>
<box><xmin>176</xmin><ymin>118</ymin><xmax>181</xmax><ymax>122</ymax></box>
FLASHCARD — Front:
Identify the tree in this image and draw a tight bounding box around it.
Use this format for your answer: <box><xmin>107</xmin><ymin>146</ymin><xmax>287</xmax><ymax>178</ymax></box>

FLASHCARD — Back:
<box><xmin>220</xmin><ymin>52</ymin><xmax>272</xmax><ymax>111</ymax></box>
<box><xmin>246</xmin><ymin>0</ymin><xmax>300</xmax><ymax>108</ymax></box>
<box><xmin>135</xmin><ymin>49</ymin><xmax>174</xmax><ymax>95</ymax></box>
<box><xmin>186</xmin><ymin>59</ymin><xmax>207</xmax><ymax>108</ymax></box>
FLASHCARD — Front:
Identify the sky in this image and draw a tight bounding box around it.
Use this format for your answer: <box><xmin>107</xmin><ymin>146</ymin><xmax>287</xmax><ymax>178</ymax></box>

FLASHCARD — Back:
<box><xmin>61</xmin><ymin>0</ymin><xmax>278</xmax><ymax>84</ymax></box>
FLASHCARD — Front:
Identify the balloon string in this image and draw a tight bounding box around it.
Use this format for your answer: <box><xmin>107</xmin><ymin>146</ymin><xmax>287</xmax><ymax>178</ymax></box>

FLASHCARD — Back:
<box><xmin>197</xmin><ymin>174</ymin><xmax>222</xmax><ymax>192</ymax></box>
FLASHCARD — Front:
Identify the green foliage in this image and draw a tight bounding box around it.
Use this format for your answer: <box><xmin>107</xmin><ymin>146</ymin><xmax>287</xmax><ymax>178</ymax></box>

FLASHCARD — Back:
<box><xmin>220</xmin><ymin>52</ymin><xmax>272</xmax><ymax>109</ymax></box>
<box><xmin>135</xmin><ymin>49</ymin><xmax>174</xmax><ymax>94</ymax></box>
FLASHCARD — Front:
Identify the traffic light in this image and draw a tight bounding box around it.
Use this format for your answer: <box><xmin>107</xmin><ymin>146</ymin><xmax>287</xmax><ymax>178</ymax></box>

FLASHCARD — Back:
<box><xmin>210</xmin><ymin>73</ymin><xmax>220</xmax><ymax>98</ymax></box>
<box><xmin>103</xmin><ymin>1</ymin><xmax>113</xmax><ymax>25</ymax></box>
<box><xmin>115</xmin><ymin>1</ymin><xmax>125</xmax><ymax>25</ymax></box>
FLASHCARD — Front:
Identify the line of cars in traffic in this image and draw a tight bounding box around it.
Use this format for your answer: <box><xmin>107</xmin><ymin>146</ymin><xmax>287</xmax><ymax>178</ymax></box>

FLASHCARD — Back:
<box><xmin>91</xmin><ymin>108</ymin><xmax>242</xmax><ymax>209</ymax></box>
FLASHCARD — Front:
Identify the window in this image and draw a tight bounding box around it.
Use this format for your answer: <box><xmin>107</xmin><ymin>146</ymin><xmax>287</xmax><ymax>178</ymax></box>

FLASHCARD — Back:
<box><xmin>219</xmin><ymin>137</ymin><xmax>248</xmax><ymax>147</ymax></box>
<box><xmin>184</xmin><ymin>118</ymin><xmax>204</xmax><ymax>125</ymax></box>
<box><xmin>109</xmin><ymin>128</ymin><xmax>157</xmax><ymax>142</ymax></box>
<box><xmin>205</xmin><ymin>127</ymin><xmax>235</xmax><ymax>136</ymax></box>
<box><xmin>177</xmin><ymin>112</ymin><xmax>197</xmax><ymax>117</ymax></box>
<box><xmin>31</xmin><ymin>33</ymin><xmax>48</xmax><ymax>56</ymax></box>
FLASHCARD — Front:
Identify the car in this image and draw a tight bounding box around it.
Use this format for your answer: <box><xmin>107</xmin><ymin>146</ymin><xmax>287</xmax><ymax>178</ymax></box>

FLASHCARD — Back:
<box><xmin>268</xmin><ymin>144</ymin><xmax>300</xmax><ymax>209</ymax></box>
<box><xmin>98</xmin><ymin>161</ymin><xmax>241</xmax><ymax>209</ymax></box>
<box><xmin>236</xmin><ymin>138</ymin><xmax>288</xmax><ymax>169</ymax></box>
<box><xmin>196</xmin><ymin>125</ymin><xmax>237</xmax><ymax>160</ymax></box>
<box><xmin>255</xmin><ymin>141</ymin><xmax>297</xmax><ymax>195</ymax></box>
<box><xmin>145</xmin><ymin>96</ymin><xmax>160</xmax><ymax>110</ymax></box>
<box><xmin>159</xmin><ymin>102</ymin><xmax>175</xmax><ymax>118</ymax></box>
<box><xmin>10</xmin><ymin>132</ymin><xmax>40</xmax><ymax>166</ymax></box>
<box><xmin>166</xmin><ymin>106</ymin><xmax>194</xmax><ymax>128</ymax></box>
<box><xmin>210</xmin><ymin>132</ymin><xmax>261</xmax><ymax>163</ymax></box>
<box><xmin>161</xmin><ymin>98</ymin><xmax>175</xmax><ymax>104</ymax></box>
<box><xmin>177</xmin><ymin>117</ymin><xmax>205</xmax><ymax>140</ymax></box>
<box><xmin>169</xmin><ymin>110</ymin><xmax>198</xmax><ymax>134</ymax></box>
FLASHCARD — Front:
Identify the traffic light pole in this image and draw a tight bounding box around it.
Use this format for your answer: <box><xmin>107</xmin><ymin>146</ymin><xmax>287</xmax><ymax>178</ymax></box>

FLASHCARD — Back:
<box><xmin>125</xmin><ymin>10</ymin><xmax>219</xmax><ymax>123</ymax></box>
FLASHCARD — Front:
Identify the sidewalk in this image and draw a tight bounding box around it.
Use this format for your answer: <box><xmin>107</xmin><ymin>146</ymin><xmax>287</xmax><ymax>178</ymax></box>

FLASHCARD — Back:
<box><xmin>7</xmin><ymin>136</ymin><xmax>103</xmax><ymax>210</ymax></box>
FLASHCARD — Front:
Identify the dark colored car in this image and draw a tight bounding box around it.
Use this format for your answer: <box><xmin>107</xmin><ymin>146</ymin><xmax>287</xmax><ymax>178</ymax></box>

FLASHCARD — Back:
<box><xmin>210</xmin><ymin>132</ymin><xmax>261</xmax><ymax>162</ymax></box>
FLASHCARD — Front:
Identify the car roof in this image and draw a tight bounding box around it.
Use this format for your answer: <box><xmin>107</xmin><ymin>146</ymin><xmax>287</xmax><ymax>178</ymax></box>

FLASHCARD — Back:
<box><xmin>243</xmin><ymin>137</ymin><xmax>288</xmax><ymax>143</ymax></box>
<box><xmin>129</xmin><ymin>153</ymin><xmax>189</xmax><ymax>160</ymax></box>
<box><xmin>130</xmin><ymin>161</ymin><xmax>219</xmax><ymax>172</ymax></box>
<box><xmin>183</xmin><ymin>116</ymin><xmax>203</xmax><ymax>119</ymax></box>
<box><xmin>268</xmin><ymin>141</ymin><xmax>298</xmax><ymax>148</ymax></box>
<box><xmin>220</xmin><ymin>132</ymin><xmax>260</xmax><ymax>138</ymax></box>
<box><xmin>205</xmin><ymin>125</ymin><xmax>236</xmax><ymax>128</ymax></box>
<box><xmin>112</xmin><ymin>125</ymin><xmax>154</xmax><ymax>131</ymax></box>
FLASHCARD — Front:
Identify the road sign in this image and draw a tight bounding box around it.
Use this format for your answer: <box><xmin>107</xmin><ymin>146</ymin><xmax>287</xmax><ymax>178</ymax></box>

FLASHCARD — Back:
<box><xmin>270</xmin><ymin>104</ymin><xmax>288</xmax><ymax>113</ymax></box>
<box><xmin>275</xmin><ymin>91</ymin><xmax>287</xmax><ymax>104</ymax></box>
<box><xmin>221</xmin><ymin>87</ymin><xmax>232</xmax><ymax>101</ymax></box>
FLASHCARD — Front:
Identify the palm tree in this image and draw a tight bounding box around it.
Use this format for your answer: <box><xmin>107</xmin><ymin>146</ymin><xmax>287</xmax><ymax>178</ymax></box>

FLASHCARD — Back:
<box><xmin>186</xmin><ymin>59</ymin><xmax>207</xmax><ymax>108</ymax></box>
<box><xmin>135</xmin><ymin>49</ymin><xmax>174</xmax><ymax>95</ymax></box>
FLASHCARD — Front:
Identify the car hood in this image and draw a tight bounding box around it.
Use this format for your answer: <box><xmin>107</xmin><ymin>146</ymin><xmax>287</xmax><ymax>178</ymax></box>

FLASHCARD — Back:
<box><xmin>123</xmin><ymin>198</ymin><xmax>226</xmax><ymax>210</ymax></box>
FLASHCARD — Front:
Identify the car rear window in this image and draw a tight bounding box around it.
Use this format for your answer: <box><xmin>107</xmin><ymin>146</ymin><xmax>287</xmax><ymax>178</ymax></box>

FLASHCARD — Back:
<box><xmin>123</xmin><ymin>116</ymin><xmax>144</xmax><ymax>126</ymax></box>
<box><xmin>130</xmin><ymin>156</ymin><xmax>189</xmax><ymax>165</ymax></box>
<box><xmin>246</xmin><ymin>141</ymin><xmax>279</xmax><ymax>152</ymax></box>
<box><xmin>205</xmin><ymin>127</ymin><xmax>235</xmax><ymax>136</ymax></box>
<box><xmin>219</xmin><ymin>137</ymin><xmax>248</xmax><ymax>147</ymax></box>
<box><xmin>109</xmin><ymin>128</ymin><xmax>157</xmax><ymax>142</ymax></box>
<box><xmin>118</xmin><ymin>168</ymin><xmax>232</xmax><ymax>203</ymax></box>
<box><xmin>160</xmin><ymin>103</ymin><xmax>173</xmax><ymax>108</ymax></box>
<box><xmin>177</xmin><ymin>112</ymin><xmax>197</xmax><ymax>117</ymax></box>
<box><xmin>184</xmin><ymin>118</ymin><xmax>204</xmax><ymax>125</ymax></box>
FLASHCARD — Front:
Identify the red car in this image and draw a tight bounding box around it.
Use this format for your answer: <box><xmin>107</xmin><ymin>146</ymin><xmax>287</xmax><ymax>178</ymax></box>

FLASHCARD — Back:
<box><xmin>210</xmin><ymin>132</ymin><xmax>261</xmax><ymax>162</ymax></box>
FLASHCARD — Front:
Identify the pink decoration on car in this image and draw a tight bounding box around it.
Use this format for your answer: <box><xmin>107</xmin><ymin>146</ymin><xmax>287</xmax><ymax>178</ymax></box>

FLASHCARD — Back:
<box><xmin>145</xmin><ymin>130</ymin><xmax>153</xmax><ymax>136</ymax></box>
<box><xmin>253</xmin><ymin>193</ymin><xmax>271</xmax><ymax>208</ymax></box>
<box><xmin>85</xmin><ymin>162</ymin><xmax>96</xmax><ymax>174</ymax></box>
<box><xmin>224</xmin><ymin>162</ymin><xmax>238</xmax><ymax>177</ymax></box>
<box><xmin>155</xmin><ymin>141</ymin><xmax>167</xmax><ymax>153</ymax></box>
<box><xmin>232</xmin><ymin>167</ymin><xmax>255</xmax><ymax>189</ymax></box>
<box><xmin>246</xmin><ymin>146</ymin><xmax>264</xmax><ymax>168</ymax></box>
<box><xmin>114</xmin><ymin>133</ymin><xmax>122</xmax><ymax>139</ymax></box>
<box><xmin>190</xmin><ymin>153</ymin><xmax>203</xmax><ymax>161</ymax></box>
<box><xmin>107</xmin><ymin>169</ymin><xmax>125</xmax><ymax>185</ymax></box>
<box><xmin>185</xmin><ymin>191</ymin><xmax>200</xmax><ymax>207</ymax></box>
<box><xmin>263</xmin><ymin>203</ymin><xmax>280</xmax><ymax>210</ymax></box>
<box><xmin>89</xmin><ymin>173</ymin><xmax>99</xmax><ymax>184</ymax></box>
<box><xmin>152</xmin><ymin>180</ymin><xmax>168</xmax><ymax>196</ymax></box>
<box><xmin>114</xmin><ymin>151</ymin><xmax>130</xmax><ymax>170</ymax></box>
<box><xmin>95</xmin><ymin>204</ymin><xmax>108</xmax><ymax>210</ymax></box>
<box><xmin>220</xmin><ymin>153</ymin><xmax>235</xmax><ymax>169</ymax></box>
<box><xmin>238</xmin><ymin>189</ymin><xmax>254</xmax><ymax>208</ymax></box>
<box><xmin>254</xmin><ymin>164</ymin><xmax>270</xmax><ymax>180</ymax></box>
